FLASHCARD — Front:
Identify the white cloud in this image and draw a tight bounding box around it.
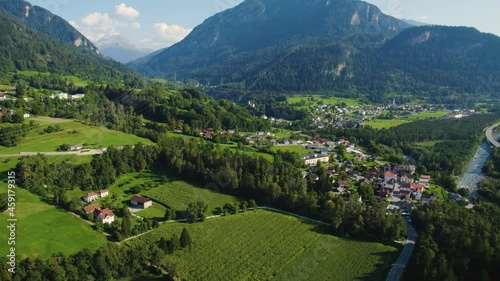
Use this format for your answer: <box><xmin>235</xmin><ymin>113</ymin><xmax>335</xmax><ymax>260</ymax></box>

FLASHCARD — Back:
<box><xmin>131</xmin><ymin>22</ymin><xmax>142</xmax><ymax>29</ymax></box>
<box><xmin>141</xmin><ymin>23</ymin><xmax>192</xmax><ymax>48</ymax></box>
<box><xmin>416</xmin><ymin>15</ymin><xmax>429</xmax><ymax>21</ymax></box>
<box><xmin>78</xmin><ymin>12</ymin><xmax>119</xmax><ymax>41</ymax></box>
<box><xmin>115</xmin><ymin>3</ymin><xmax>140</xmax><ymax>19</ymax></box>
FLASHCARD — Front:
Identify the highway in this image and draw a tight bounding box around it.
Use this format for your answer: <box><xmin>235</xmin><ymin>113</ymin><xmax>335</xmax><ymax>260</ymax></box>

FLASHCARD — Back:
<box><xmin>485</xmin><ymin>123</ymin><xmax>500</xmax><ymax>148</ymax></box>
<box><xmin>386</xmin><ymin>217</ymin><xmax>418</xmax><ymax>281</ymax></box>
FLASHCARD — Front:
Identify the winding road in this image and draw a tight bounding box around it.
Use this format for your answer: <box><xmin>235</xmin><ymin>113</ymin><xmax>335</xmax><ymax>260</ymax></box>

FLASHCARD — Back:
<box><xmin>485</xmin><ymin>123</ymin><xmax>500</xmax><ymax>148</ymax></box>
<box><xmin>386</xmin><ymin>217</ymin><xmax>418</xmax><ymax>281</ymax></box>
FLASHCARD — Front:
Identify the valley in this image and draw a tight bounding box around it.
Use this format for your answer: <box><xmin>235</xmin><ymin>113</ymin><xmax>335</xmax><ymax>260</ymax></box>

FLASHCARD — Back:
<box><xmin>0</xmin><ymin>0</ymin><xmax>500</xmax><ymax>280</ymax></box>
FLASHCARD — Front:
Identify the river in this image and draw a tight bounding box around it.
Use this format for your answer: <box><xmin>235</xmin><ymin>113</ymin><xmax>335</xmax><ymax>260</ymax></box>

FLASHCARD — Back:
<box><xmin>457</xmin><ymin>141</ymin><xmax>492</xmax><ymax>196</ymax></box>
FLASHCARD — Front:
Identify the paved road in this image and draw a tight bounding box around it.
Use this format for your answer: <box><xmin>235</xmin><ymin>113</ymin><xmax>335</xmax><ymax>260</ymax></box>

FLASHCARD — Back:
<box><xmin>485</xmin><ymin>123</ymin><xmax>500</xmax><ymax>148</ymax></box>
<box><xmin>386</xmin><ymin>217</ymin><xmax>418</xmax><ymax>281</ymax></box>
<box><xmin>0</xmin><ymin>149</ymin><xmax>106</xmax><ymax>158</ymax></box>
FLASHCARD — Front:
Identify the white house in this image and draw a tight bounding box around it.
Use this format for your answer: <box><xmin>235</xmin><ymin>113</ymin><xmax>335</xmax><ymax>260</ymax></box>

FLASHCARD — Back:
<box><xmin>93</xmin><ymin>208</ymin><xmax>115</xmax><ymax>224</ymax></box>
<box><xmin>83</xmin><ymin>192</ymin><xmax>99</xmax><ymax>203</ymax></box>
<box><xmin>71</xmin><ymin>94</ymin><xmax>85</xmax><ymax>100</ymax></box>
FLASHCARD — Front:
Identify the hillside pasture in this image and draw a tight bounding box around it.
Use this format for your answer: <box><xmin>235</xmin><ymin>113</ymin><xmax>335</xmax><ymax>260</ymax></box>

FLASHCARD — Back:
<box><xmin>0</xmin><ymin>118</ymin><xmax>151</xmax><ymax>154</ymax></box>
<box><xmin>128</xmin><ymin>210</ymin><xmax>400</xmax><ymax>281</ymax></box>
<box><xmin>0</xmin><ymin>189</ymin><xmax>108</xmax><ymax>259</ymax></box>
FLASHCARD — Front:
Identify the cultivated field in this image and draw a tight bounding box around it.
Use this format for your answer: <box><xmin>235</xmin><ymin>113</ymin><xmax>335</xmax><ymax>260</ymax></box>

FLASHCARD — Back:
<box><xmin>142</xmin><ymin>176</ymin><xmax>240</xmax><ymax>215</ymax></box>
<box><xmin>128</xmin><ymin>210</ymin><xmax>400</xmax><ymax>281</ymax></box>
<box><xmin>272</xmin><ymin>145</ymin><xmax>310</xmax><ymax>155</ymax></box>
<box><xmin>69</xmin><ymin>172</ymin><xmax>240</xmax><ymax>219</ymax></box>
<box><xmin>287</xmin><ymin>95</ymin><xmax>362</xmax><ymax>108</ymax></box>
<box><xmin>0</xmin><ymin>189</ymin><xmax>108</xmax><ymax>259</ymax></box>
<box><xmin>0</xmin><ymin>118</ymin><xmax>151</xmax><ymax>154</ymax></box>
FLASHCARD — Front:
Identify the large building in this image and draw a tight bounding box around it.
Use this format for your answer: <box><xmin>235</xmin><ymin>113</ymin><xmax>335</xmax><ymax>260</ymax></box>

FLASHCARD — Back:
<box><xmin>302</xmin><ymin>153</ymin><xmax>329</xmax><ymax>166</ymax></box>
<box><xmin>131</xmin><ymin>195</ymin><xmax>153</xmax><ymax>209</ymax></box>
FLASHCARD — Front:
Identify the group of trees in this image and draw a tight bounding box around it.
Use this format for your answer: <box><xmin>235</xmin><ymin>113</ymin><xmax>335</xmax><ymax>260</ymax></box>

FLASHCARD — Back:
<box><xmin>479</xmin><ymin>147</ymin><xmax>500</xmax><ymax>203</ymax></box>
<box><xmin>0</xmin><ymin>229</ymin><xmax>192</xmax><ymax>281</ymax></box>
<box><xmin>404</xmin><ymin>201</ymin><xmax>500</xmax><ymax>281</ymax></box>
<box><xmin>0</xmin><ymin>121</ymin><xmax>37</xmax><ymax>147</ymax></box>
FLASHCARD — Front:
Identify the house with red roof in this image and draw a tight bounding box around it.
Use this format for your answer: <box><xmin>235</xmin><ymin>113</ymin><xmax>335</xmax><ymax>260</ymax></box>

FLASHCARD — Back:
<box><xmin>131</xmin><ymin>195</ymin><xmax>153</xmax><ymax>209</ymax></box>
<box><xmin>83</xmin><ymin>204</ymin><xmax>101</xmax><ymax>214</ymax></box>
<box><xmin>93</xmin><ymin>208</ymin><xmax>115</xmax><ymax>224</ymax></box>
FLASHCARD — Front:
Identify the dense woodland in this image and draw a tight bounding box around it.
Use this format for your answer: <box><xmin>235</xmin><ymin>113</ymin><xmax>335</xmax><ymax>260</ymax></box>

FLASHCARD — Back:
<box><xmin>480</xmin><ymin>147</ymin><xmax>500</xmax><ymax>203</ymax></box>
<box><xmin>0</xmin><ymin>9</ymin><xmax>138</xmax><ymax>84</ymax></box>
<box><xmin>404</xmin><ymin>202</ymin><xmax>500</xmax><ymax>281</ymax></box>
<box><xmin>0</xmin><ymin>228</ymin><xmax>192</xmax><ymax>281</ymax></box>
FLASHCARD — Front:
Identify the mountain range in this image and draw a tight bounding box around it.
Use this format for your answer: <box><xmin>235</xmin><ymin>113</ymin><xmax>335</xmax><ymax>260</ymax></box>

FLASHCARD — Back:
<box><xmin>97</xmin><ymin>35</ymin><xmax>154</xmax><ymax>64</ymax></box>
<box><xmin>0</xmin><ymin>0</ymin><xmax>97</xmax><ymax>53</ymax></box>
<box><xmin>129</xmin><ymin>0</ymin><xmax>500</xmax><ymax>101</ymax></box>
<box><xmin>0</xmin><ymin>0</ymin><xmax>138</xmax><ymax>83</ymax></box>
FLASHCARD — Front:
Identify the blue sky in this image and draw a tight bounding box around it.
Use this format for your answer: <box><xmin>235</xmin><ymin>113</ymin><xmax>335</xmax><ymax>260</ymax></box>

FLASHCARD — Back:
<box><xmin>29</xmin><ymin>0</ymin><xmax>500</xmax><ymax>50</ymax></box>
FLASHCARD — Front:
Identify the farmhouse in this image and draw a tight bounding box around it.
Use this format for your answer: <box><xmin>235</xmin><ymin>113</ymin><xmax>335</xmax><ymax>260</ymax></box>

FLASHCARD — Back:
<box><xmin>302</xmin><ymin>153</ymin><xmax>329</xmax><ymax>166</ymax></box>
<box><xmin>99</xmin><ymin>190</ymin><xmax>109</xmax><ymax>198</ymax></box>
<box><xmin>131</xmin><ymin>195</ymin><xmax>153</xmax><ymax>209</ymax></box>
<box><xmin>82</xmin><ymin>189</ymin><xmax>109</xmax><ymax>203</ymax></box>
<box><xmin>70</xmin><ymin>144</ymin><xmax>83</xmax><ymax>151</ymax></box>
<box><xmin>83</xmin><ymin>192</ymin><xmax>99</xmax><ymax>203</ymax></box>
<box><xmin>83</xmin><ymin>204</ymin><xmax>101</xmax><ymax>213</ymax></box>
<box><xmin>93</xmin><ymin>208</ymin><xmax>115</xmax><ymax>224</ymax></box>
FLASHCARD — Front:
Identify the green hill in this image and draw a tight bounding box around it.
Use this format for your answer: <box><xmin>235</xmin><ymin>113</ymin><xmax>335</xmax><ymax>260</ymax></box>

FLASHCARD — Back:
<box><xmin>0</xmin><ymin>5</ymin><xmax>139</xmax><ymax>84</ymax></box>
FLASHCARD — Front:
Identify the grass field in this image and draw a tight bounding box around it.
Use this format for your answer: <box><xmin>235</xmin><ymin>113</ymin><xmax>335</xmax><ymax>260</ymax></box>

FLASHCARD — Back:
<box><xmin>272</xmin><ymin>145</ymin><xmax>310</xmax><ymax>155</ymax></box>
<box><xmin>0</xmin><ymin>118</ymin><xmax>151</xmax><ymax>154</ymax></box>
<box><xmin>427</xmin><ymin>182</ymin><xmax>448</xmax><ymax>200</ymax></box>
<box><xmin>69</xmin><ymin>172</ymin><xmax>240</xmax><ymax>219</ymax></box>
<box><xmin>143</xmin><ymin>177</ymin><xmax>240</xmax><ymax>215</ymax></box>
<box><xmin>128</xmin><ymin>210</ymin><xmax>400</xmax><ymax>281</ymax></box>
<box><xmin>364</xmin><ymin>111</ymin><xmax>450</xmax><ymax>129</ymax></box>
<box><xmin>363</xmin><ymin>119</ymin><xmax>411</xmax><ymax>129</ymax></box>
<box><xmin>414</xmin><ymin>140</ymin><xmax>447</xmax><ymax>147</ymax></box>
<box><xmin>0</xmin><ymin>189</ymin><xmax>108</xmax><ymax>259</ymax></box>
<box><xmin>287</xmin><ymin>95</ymin><xmax>362</xmax><ymax>108</ymax></box>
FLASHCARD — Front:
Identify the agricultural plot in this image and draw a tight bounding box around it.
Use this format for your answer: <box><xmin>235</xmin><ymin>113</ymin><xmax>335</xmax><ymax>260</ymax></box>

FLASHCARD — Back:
<box><xmin>143</xmin><ymin>177</ymin><xmax>240</xmax><ymax>215</ymax></box>
<box><xmin>128</xmin><ymin>210</ymin><xmax>400</xmax><ymax>281</ymax></box>
<box><xmin>0</xmin><ymin>189</ymin><xmax>108</xmax><ymax>259</ymax></box>
<box><xmin>287</xmin><ymin>95</ymin><xmax>362</xmax><ymax>108</ymax></box>
<box><xmin>0</xmin><ymin>118</ymin><xmax>151</xmax><ymax>154</ymax></box>
<box><xmin>272</xmin><ymin>145</ymin><xmax>310</xmax><ymax>155</ymax></box>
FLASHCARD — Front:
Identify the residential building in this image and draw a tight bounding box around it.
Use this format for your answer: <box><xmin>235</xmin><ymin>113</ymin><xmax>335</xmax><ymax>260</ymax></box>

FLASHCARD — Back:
<box><xmin>83</xmin><ymin>192</ymin><xmax>99</xmax><ymax>203</ymax></box>
<box><xmin>419</xmin><ymin>175</ymin><xmax>431</xmax><ymax>187</ymax></box>
<box><xmin>131</xmin><ymin>195</ymin><xmax>153</xmax><ymax>209</ymax></box>
<box><xmin>302</xmin><ymin>153</ymin><xmax>329</xmax><ymax>166</ymax></box>
<box><xmin>83</xmin><ymin>204</ymin><xmax>101</xmax><ymax>213</ymax></box>
<box><xmin>93</xmin><ymin>208</ymin><xmax>115</xmax><ymax>224</ymax></box>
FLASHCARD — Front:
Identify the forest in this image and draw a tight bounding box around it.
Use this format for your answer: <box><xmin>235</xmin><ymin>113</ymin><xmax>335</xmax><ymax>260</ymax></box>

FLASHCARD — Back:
<box><xmin>0</xmin><ymin>228</ymin><xmax>192</xmax><ymax>281</ymax></box>
<box><xmin>404</xmin><ymin>201</ymin><xmax>500</xmax><ymax>281</ymax></box>
<box><xmin>480</xmin><ymin>147</ymin><xmax>500</xmax><ymax>203</ymax></box>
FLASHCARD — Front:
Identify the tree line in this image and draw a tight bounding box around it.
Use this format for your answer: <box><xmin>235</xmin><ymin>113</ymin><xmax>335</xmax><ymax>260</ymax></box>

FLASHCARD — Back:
<box><xmin>0</xmin><ymin>227</ymin><xmax>193</xmax><ymax>281</ymax></box>
<box><xmin>404</xmin><ymin>201</ymin><xmax>500</xmax><ymax>281</ymax></box>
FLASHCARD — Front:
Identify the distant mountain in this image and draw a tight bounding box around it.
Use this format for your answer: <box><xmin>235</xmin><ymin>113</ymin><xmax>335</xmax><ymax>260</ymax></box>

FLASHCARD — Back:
<box><xmin>97</xmin><ymin>35</ymin><xmax>154</xmax><ymax>63</ymax></box>
<box><xmin>402</xmin><ymin>19</ymin><xmax>428</xmax><ymax>27</ymax></box>
<box><xmin>129</xmin><ymin>0</ymin><xmax>410</xmax><ymax>82</ymax></box>
<box><xmin>130</xmin><ymin>0</ymin><xmax>500</xmax><ymax>102</ymax></box>
<box><xmin>0</xmin><ymin>0</ymin><xmax>98</xmax><ymax>53</ymax></box>
<box><xmin>0</xmin><ymin>8</ymin><xmax>138</xmax><ymax>83</ymax></box>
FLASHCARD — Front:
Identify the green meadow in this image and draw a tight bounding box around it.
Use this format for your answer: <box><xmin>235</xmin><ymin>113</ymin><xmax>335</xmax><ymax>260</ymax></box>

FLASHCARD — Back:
<box><xmin>128</xmin><ymin>210</ymin><xmax>400</xmax><ymax>281</ymax></box>
<box><xmin>0</xmin><ymin>117</ymin><xmax>151</xmax><ymax>154</ymax></box>
<box><xmin>0</xmin><ymin>189</ymin><xmax>108</xmax><ymax>259</ymax></box>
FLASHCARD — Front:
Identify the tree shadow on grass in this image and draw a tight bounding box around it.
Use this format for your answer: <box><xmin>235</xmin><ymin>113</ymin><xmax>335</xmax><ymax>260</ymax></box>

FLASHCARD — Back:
<box><xmin>354</xmin><ymin>250</ymin><xmax>402</xmax><ymax>281</ymax></box>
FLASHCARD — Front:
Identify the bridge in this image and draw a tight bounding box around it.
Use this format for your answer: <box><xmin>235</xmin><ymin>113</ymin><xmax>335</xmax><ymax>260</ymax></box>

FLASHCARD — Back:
<box><xmin>485</xmin><ymin>123</ymin><xmax>500</xmax><ymax>148</ymax></box>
